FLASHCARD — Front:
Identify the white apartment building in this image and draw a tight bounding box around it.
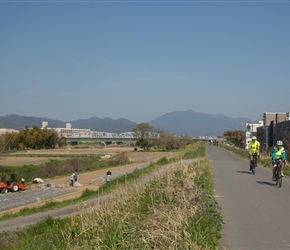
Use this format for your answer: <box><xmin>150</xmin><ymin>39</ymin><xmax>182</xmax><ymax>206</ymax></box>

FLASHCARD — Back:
<box><xmin>245</xmin><ymin>120</ymin><xmax>263</xmax><ymax>146</ymax></box>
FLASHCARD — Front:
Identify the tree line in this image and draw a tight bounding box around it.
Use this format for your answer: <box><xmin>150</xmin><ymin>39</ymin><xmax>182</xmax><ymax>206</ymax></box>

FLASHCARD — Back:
<box><xmin>0</xmin><ymin>126</ymin><xmax>66</xmax><ymax>152</ymax></box>
<box><xmin>0</xmin><ymin>123</ymin><xmax>194</xmax><ymax>153</ymax></box>
<box><xmin>132</xmin><ymin>123</ymin><xmax>193</xmax><ymax>150</ymax></box>
<box><xmin>0</xmin><ymin>123</ymin><xmax>249</xmax><ymax>153</ymax></box>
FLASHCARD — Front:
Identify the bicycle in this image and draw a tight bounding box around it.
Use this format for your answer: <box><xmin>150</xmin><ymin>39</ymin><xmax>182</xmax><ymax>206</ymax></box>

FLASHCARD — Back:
<box><xmin>273</xmin><ymin>159</ymin><xmax>283</xmax><ymax>188</ymax></box>
<box><xmin>250</xmin><ymin>153</ymin><xmax>258</xmax><ymax>175</ymax></box>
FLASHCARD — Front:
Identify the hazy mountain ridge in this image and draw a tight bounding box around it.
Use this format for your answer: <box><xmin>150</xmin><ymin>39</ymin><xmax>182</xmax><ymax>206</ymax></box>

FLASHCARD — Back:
<box><xmin>149</xmin><ymin>110</ymin><xmax>248</xmax><ymax>136</ymax></box>
<box><xmin>0</xmin><ymin>114</ymin><xmax>66</xmax><ymax>129</ymax></box>
<box><xmin>72</xmin><ymin>117</ymin><xmax>136</xmax><ymax>134</ymax></box>
<box><xmin>0</xmin><ymin>111</ymin><xmax>250</xmax><ymax>136</ymax></box>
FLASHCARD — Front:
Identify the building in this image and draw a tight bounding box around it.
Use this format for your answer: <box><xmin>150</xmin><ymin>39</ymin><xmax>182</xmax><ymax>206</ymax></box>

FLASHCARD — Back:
<box><xmin>245</xmin><ymin>120</ymin><xmax>263</xmax><ymax>146</ymax></box>
<box><xmin>257</xmin><ymin>111</ymin><xmax>290</xmax><ymax>152</ymax></box>
<box><xmin>0</xmin><ymin>128</ymin><xmax>19</xmax><ymax>136</ymax></box>
<box><xmin>263</xmin><ymin>112</ymin><xmax>290</xmax><ymax>126</ymax></box>
<box><xmin>42</xmin><ymin>122</ymin><xmax>135</xmax><ymax>139</ymax></box>
<box><xmin>245</xmin><ymin>112</ymin><xmax>290</xmax><ymax>152</ymax></box>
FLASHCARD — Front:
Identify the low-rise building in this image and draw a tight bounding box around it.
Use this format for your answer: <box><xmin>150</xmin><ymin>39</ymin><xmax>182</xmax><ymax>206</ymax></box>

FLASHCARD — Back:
<box><xmin>0</xmin><ymin>128</ymin><xmax>19</xmax><ymax>136</ymax></box>
<box><xmin>257</xmin><ymin>111</ymin><xmax>290</xmax><ymax>152</ymax></box>
<box><xmin>245</xmin><ymin>120</ymin><xmax>263</xmax><ymax>147</ymax></box>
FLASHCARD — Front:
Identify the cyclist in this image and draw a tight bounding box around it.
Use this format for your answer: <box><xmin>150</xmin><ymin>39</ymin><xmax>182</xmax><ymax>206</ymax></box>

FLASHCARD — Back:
<box><xmin>249</xmin><ymin>136</ymin><xmax>260</xmax><ymax>171</ymax></box>
<box><xmin>271</xmin><ymin>140</ymin><xmax>287</xmax><ymax>181</ymax></box>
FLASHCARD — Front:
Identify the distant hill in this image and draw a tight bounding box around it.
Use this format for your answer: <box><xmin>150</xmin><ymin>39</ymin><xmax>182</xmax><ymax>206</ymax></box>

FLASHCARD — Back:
<box><xmin>0</xmin><ymin>110</ymin><xmax>250</xmax><ymax>136</ymax></box>
<box><xmin>71</xmin><ymin>117</ymin><xmax>136</xmax><ymax>134</ymax></box>
<box><xmin>148</xmin><ymin>110</ymin><xmax>249</xmax><ymax>136</ymax></box>
<box><xmin>0</xmin><ymin>114</ymin><xmax>66</xmax><ymax>130</ymax></box>
<box><xmin>0</xmin><ymin>115</ymin><xmax>136</xmax><ymax>134</ymax></box>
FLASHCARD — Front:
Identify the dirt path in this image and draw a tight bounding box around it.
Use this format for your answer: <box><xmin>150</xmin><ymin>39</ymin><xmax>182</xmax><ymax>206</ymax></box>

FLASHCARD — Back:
<box><xmin>0</xmin><ymin>146</ymin><xmax>134</xmax><ymax>166</ymax></box>
<box><xmin>0</xmin><ymin>162</ymin><xmax>141</xmax><ymax>216</ymax></box>
<box><xmin>0</xmin><ymin>149</ymin><xmax>180</xmax><ymax>216</ymax></box>
<box><xmin>0</xmin><ymin>159</ymin><xmax>197</xmax><ymax>233</ymax></box>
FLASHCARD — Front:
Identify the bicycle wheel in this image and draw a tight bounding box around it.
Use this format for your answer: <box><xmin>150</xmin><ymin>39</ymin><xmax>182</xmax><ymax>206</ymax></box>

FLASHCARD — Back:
<box><xmin>275</xmin><ymin>169</ymin><xmax>279</xmax><ymax>186</ymax></box>
<box><xmin>252</xmin><ymin>164</ymin><xmax>256</xmax><ymax>175</ymax></box>
<box><xmin>251</xmin><ymin>157</ymin><xmax>256</xmax><ymax>175</ymax></box>
<box><xmin>274</xmin><ymin>167</ymin><xmax>282</xmax><ymax>187</ymax></box>
<box><xmin>278</xmin><ymin>169</ymin><xmax>282</xmax><ymax>188</ymax></box>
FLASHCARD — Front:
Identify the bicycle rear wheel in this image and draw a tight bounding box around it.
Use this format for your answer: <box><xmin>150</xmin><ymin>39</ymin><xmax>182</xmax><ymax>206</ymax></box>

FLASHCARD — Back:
<box><xmin>251</xmin><ymin>157</ymin><xmax>257</xmax><ymax>175</ymax></box>
<box><xmin>252</xmin><ymin>164</ymin><xmax>256</xmax><ymax>175</ymax></box>
<box><xmin>275</xmin><ymin>168</ymin><xmax>282</xmax><ymax>188</ymax></box>
<box><xmin>278</xmin><ymin>170</ymin><xmax>282</xmax><ymax>188</ymax></box>
<box><xmin>278</xmin><ymin>176</ymin><xmax>282</xmax><ymax>188</ymax></box>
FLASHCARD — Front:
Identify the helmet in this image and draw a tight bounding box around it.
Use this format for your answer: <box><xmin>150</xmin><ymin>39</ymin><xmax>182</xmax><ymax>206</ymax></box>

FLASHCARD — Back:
<box><xmin>276</xmin><ymin>140</ymin><xmax>283</xmax><ymax>146</ymax></box>
<box><xmin>252</xmin><ymin>136</ymin><xmax>257</xmax><ymax>140</ymax></box>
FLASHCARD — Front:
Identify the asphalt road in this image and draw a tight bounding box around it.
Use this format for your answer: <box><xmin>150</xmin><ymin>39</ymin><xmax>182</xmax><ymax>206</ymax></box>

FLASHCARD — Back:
<box><xmin>207</xmin><ymin>144</ymin><xmax>290</xmax><ymax>250</ymax></box>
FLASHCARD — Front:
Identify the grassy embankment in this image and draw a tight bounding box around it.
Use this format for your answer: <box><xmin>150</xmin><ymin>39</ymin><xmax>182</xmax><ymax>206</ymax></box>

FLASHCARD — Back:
<box><xmin>0</xmin><ymin>141</ymin><xmax>223</xmax><ymax>249</ymax></box>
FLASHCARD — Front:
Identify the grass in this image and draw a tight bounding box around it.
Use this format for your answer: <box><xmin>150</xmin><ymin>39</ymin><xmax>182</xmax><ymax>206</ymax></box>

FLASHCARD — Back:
<box><xmin>0</xmin><ymin>141</ymin><xmax>223</xmax><ymax>249</ymax></box>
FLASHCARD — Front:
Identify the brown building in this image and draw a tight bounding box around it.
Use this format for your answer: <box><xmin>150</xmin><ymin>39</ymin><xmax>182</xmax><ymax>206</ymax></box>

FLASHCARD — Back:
<box><xmin>258</xmin><ymin>112</ymin><xmax>290</xmax><ymax>152</ymax></box>
<box><xmin>263</xmin><ymin>112</ymin><xmax>289</xmax><ymax>126</ymax></box>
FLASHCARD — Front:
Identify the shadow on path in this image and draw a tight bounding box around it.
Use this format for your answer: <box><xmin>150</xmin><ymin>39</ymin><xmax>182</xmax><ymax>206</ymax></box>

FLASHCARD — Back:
<box><xmin>237</xmin><ymin>170</ymin><xmax>253</xmax><ymax>175</ymax></box>
<box><xmin>256</xmin><ymin>181</ymin><xmax>276</xmax><ymax>187</ymax></box>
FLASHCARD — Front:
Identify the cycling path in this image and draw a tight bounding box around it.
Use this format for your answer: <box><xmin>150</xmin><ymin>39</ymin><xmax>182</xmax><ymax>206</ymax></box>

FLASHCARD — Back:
<box><xmin>207</xmin><ymin>144</ymin><xmax>290</xmax><ymax>249</ymax></box>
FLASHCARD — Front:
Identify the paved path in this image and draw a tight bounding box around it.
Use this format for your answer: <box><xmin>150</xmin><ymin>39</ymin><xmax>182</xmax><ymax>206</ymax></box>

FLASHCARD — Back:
<box><xmin>207</xmin><ymin>144</ymin><xmax>290</xmax><ymax>249</ymax></box>
<box><xmin>0</xmin><ymin>187</ymin><xmax>77</xmax><ymax>212</ymax></box>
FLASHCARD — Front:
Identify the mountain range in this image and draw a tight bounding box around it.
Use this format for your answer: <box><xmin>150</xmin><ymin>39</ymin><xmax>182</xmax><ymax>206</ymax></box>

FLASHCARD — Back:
<box><xmin>0</xmin><ymin>110</ymin><xmax>250</xmax><ymax>136</ymax></box>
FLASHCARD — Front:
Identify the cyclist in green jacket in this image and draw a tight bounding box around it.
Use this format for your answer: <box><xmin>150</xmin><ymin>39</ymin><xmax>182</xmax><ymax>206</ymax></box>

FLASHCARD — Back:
<box><xmin>271</xmin><ymin>140</ymin><xmax>287</xmax><ymax>180</ymax></box>
<box><xmin>249</xmin><ymin>136</ymin><xmax>260</xmax><ymax>171</ymax></box>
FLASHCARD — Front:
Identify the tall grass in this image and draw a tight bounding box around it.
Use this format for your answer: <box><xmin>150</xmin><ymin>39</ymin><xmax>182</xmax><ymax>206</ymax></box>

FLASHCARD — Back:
<box><xmin>1</xmin><ymin>141</ymin><xmax>223</xmax><ymax>249</ymax></box>
<box><xmin>183</xmin><ymin>141</ymin><xmax>206</xmax><ymax>159</ymax></box>
<box><xmin>5</xmin><ymin>158</ymin><xmax>222</xmax><ymax>250</ymax></box>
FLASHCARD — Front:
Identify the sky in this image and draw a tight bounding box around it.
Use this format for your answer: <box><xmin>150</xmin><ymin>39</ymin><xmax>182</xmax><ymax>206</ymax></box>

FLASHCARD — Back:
<box><xmin>1</xmin><ymin>0</ymin><xmax>290</xmax><ymax>123</ymax></box>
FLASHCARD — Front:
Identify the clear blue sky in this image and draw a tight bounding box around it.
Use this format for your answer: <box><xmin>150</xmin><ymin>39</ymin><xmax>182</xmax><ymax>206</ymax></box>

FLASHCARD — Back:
<box><xmin>1</xmin><ymin>0</ymin><xmax>289</xmax><ymax>123</ymax></box>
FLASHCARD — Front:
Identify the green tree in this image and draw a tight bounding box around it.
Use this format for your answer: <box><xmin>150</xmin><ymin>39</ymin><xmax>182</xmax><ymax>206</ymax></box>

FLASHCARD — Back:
<box><xmin>0</xmin><ymin>132</ymin><xmax>20</xmax><ymax>152</ymax></box>
<box><xmin>18</xmin><ymin>126</ymin><xmax>59</xmax><ymax>149</ymax></box>
<box><xmin>58</xmin><ymin>137</ymin><xmax>67</xmax><ymax>148</ymax></box>
<box><xmin>132</xmin><ymin>123</ymin><xmax>155</xmax><ymax>150</ymax></box>
<box><xmin>223</xmin><ymin>130</ymin><xmax>245</xmax><ymax>148</ymax></box>
<box><xmin>179</xmin><ymin>134</ymin><xmax>194</xmax><ymax>148</ymax></box>
<box><xmin>159</xmin><ymin>132</ymin><xmax>181</xmax><ymax>150</ymax></box>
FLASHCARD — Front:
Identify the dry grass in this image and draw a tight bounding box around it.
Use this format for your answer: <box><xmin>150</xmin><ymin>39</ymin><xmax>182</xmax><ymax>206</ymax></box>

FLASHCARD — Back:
<box><xmin>0</xmin><ymin>147</ymin><xmax>180</xmax><ymax>216</ymax></box>
<box><xmin>2</xmin><ymin>143</ymin><xmax>222</xmax><ymax>250</ymax></box>
<box><xmin>43</xmin><ymin>161</ymin><xmax>216</xmax><ymax>249</ymax></box>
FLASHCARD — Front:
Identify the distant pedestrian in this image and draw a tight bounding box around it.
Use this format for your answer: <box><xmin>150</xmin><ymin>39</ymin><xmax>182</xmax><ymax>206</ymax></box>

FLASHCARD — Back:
<box><xmin>70</xmin><ymin>170</ymin><xmax>77</xmax><ymax>186</ymax></box>
<box><xmin>106</xmin><ymin>170</ymin><xmax>112</xmax><ymax>182</ymax></box>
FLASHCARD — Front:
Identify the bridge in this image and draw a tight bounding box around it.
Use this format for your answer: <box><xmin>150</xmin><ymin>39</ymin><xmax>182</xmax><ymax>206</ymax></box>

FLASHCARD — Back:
<box><xmin>64</xmin><ymin>135</ymin><xmax>211</xmax><ymax>145</ymax></box>
<box><xmin>66</xmin><ymin>137</ymin><xmax>137</xmax><ymax>145</ymax></box>
<box><xmin>57</xmin><ymin>128</ymin><xmax>213</xmax><ymax>145</ymax></box>
<box><xmin>63</xmin><ymin>131</ymin><xmax>137</xmax><ymax>145</ymax></box>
